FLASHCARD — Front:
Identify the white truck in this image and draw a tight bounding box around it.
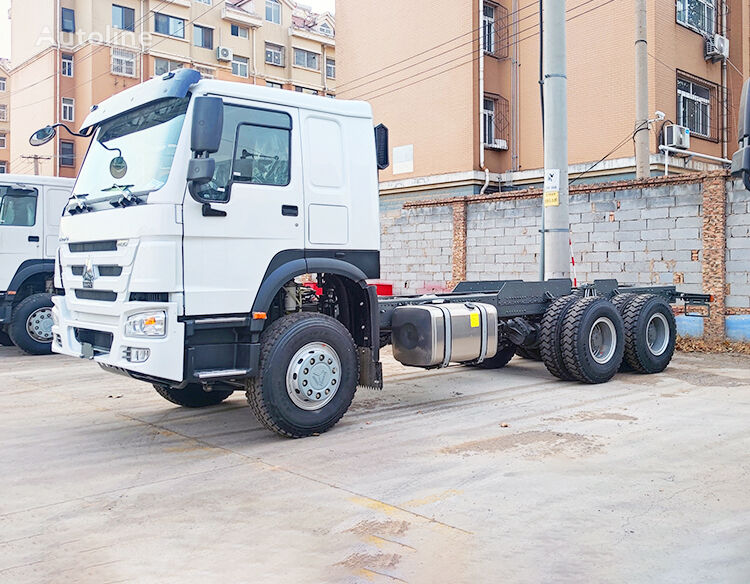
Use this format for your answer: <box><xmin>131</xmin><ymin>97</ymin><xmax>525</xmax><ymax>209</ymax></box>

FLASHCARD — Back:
<box><xmin>0</xmin><ymin>175</ymin><xmax>75</xmax><ymax>353</ymax></box>
<box><xmin>31</xmin><ymin>69</ymin><xmax>711</xmax><ymax>438</ymax></box>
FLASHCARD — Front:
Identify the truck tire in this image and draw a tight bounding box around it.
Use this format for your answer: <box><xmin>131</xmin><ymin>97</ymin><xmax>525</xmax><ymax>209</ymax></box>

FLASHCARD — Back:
<box><xmin>611</xmin><ymin>293</ymin><xmax>638</xmax><ymax>371</ymax></box>
<box><xmin>621</xmin><ymin>294</ymin><xmax>676</xmax><ymax>374</ymax></box>
<box><xmin>8</xmin><ymin>293</ymin><xmax>54</xmax><ymax>355</ymax></box>
<box><xmin>560</xmin><ymin>297</ymin><xmax>625</xmax><ymax>384</ymax></box>
<box><xmin>246</xmin><ymin>312</ymin><xmax>359</xmax><ymax>438</ymax></box>
<box><xmin>153</xmin><ymin>383</ymin><xmax>233</xmax><ymax>408</ymax></box>
<box><xmin>540</xmin><ymin>294</ymin><xmax>580</xmax><ymax>381</ymax></box>
<box><xmin>474</xmin><ymin>344</ymin><xmax>516</xmax><ymax>369</ymax></box>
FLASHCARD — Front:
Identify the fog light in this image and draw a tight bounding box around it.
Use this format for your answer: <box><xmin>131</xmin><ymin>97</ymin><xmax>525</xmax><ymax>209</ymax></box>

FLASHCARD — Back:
<box><xmin>124</xmin><ymin>347</ymin><xmax>150</xmax><ymax>363</ymax></box>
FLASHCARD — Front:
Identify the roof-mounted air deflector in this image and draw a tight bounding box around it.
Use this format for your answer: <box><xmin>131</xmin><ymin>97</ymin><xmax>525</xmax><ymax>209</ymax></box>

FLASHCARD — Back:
<box><xmin>80</xmin><ymin>68</ymin><xmax>201</xmax><ymax>132</ymax></box>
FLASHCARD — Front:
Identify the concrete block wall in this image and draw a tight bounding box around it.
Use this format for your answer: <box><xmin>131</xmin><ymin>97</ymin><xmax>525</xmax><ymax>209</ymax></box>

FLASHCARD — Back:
<box><xmin>726</xmin><ymin>180</ymin><xmax>750</xmax><ymax>309</ymax></box>
<box><xmin>380</xmin><ymin>205</ymin><xmax>453</xmax><ymax>295</ymax></box>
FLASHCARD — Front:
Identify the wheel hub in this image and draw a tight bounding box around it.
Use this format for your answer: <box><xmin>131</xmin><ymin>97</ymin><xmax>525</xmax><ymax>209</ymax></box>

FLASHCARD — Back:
<box><xmin>646</xmin><ymin>313</ymin><xmax>669</xmax><ymax>356</ymax></box>
<box><xmin>286</xmin><ymin>342</ymin><xmax>341</xmax><ymax>411</ymax></box>
<box><xmin>588</xmin><ymin>317</ymin><xmax>616</xmax><ymax>365</ymax></box>
<box><xmin>26</xmin><ymin>307</ymin><xmax>54</xmax><ymax>343</ymax></box>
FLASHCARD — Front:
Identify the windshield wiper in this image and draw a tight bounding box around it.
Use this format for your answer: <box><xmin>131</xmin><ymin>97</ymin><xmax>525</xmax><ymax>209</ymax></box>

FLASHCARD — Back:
<box><xmin>68</xmin><ymin>195</ymin><xmax>92</xmax><ymax>215</ymax></box>
<box><xmin>103</xmin><ymin>184</ymin><xmax>145</xmax><ymax>208</ymax></box>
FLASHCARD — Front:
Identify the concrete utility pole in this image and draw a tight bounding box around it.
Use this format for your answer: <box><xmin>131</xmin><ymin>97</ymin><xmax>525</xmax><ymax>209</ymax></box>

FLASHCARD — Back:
<box><xmin>634</xmin><ymin>0</ymin><xmax>650</xmax><ymax>179</ymax></box>
<box><xmin>541</xmin><ymin>0</ymin><xmax>570</xmax><ymax>279</ymax></box>
<box><xmin>21</xmin><ymin>155</ymin><xmax>52</xmax><ymax>176</ymax></box>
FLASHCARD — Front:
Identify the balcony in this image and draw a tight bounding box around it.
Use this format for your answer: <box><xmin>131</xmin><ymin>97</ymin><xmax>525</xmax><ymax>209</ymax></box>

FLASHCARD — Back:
<box><xmin>222</xmin><ymin>2</ymin><xmax>263</xmax><ymax>28</ymax></box>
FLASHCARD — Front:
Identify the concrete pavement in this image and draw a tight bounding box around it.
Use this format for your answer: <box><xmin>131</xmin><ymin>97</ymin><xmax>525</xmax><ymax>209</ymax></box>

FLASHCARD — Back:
<box><xmin>1</xmin><ymin>346</ymin><xmax>749</xmax><ymax>583</ymax></box>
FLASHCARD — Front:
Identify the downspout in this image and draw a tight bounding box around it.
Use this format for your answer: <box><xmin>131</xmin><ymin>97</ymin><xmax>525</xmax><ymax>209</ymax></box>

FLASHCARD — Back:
<box><xmin>140</xmin><ymin>0</ymin><xmax>145</xmax><ymax>82</ymax></box>
<box><xmin>721</xmin><ymin>0</ymin><xmax>728</xmax><ymax>159</ymax></box>
<box><xmin>479</xmin><ymin>1</ymin><xmax>490</xmax><ymax>195</ymax></box>
<box><xmin>55</xmin><ymin>0</ymin><xmax>61</xmax><ymax>177</ymax></box>
<box><xmin>252</xmin><ymin>26</ymin><xmax>258</xmax><ymax>83</ymax></box>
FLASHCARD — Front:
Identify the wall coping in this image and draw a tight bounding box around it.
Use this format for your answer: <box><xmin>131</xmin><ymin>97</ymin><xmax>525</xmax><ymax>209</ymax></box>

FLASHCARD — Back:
<box><xmin>403</xmin><ymin>170</ymin><xmax>730</xmax><ymax>209</ymax></box>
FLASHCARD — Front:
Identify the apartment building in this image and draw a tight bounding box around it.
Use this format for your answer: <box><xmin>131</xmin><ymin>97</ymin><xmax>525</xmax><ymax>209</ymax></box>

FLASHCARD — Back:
<box><xmin>9</xmin><ymin>0</ymin><xmax>335</xmax><ymax>177</ymax></box>
<box><xmin>0</xmin><ymin>60</ymin><xmax>9</xmax><ymax>174</ymax></box>
<box><xmin>337</xmin><ymin>0</ymin><xmax>745</xmax><ymax>202</ymax></box>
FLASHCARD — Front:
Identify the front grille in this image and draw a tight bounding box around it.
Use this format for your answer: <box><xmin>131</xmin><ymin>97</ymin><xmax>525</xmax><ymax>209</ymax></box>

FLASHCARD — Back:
<box><xmin>72</xmin><ymin>265</ymin><xmax>123</xmax><ymax>277</ymax></box>
<box><xmin>129</xmin><ymin>292</ymin><xmax>169</xmax><ymax>302</ymax></box>
<box><xmin>74</xmin><ymin>328</ymin><xmax>113</xmax><ymax>353</ymax></box>
<box><xmin>75</xmin><ymin>289</ymin><xmax>118</xmax><ymax>302</ymax></box>
<box><xmin>69</xmin><ymin>241</ymin><xmax>118</xmax><ymax>253</ymax></box>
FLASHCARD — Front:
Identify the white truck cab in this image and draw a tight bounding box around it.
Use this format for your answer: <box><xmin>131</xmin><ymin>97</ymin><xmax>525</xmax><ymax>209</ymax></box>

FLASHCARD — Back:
<box><xmin>44</xmin><ymin>69</ymin><xmax>384</xmax><ymax>436</ymax></box>
<box><xmin>0</xmin><ymin>175</ymin><xmax>74</xmax><ymax>353</ymax></box>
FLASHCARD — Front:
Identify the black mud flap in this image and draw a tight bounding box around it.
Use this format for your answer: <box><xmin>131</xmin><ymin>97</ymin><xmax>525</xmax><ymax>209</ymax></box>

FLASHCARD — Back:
<box><xmin>358</xmin><ymin>347</ymin><xmax>383</xmax><ymax>390</ymax></box>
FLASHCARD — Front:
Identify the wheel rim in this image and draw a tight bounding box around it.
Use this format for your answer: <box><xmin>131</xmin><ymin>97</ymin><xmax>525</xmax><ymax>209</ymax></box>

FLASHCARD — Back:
<box><xmin>286</xmin><ymin>342</ymin><xmax>341</xmax><ymax>411</ymax></box>
<box><xmin>588</xmin><ymin>317</ymin><xmax>617</xmax><ymax>364</ymax></box>
<box><xmin>26</xmin><ymin>307</ymin><xmax>54</xmax><ymax>343</ymax></box>
<box><xmin>646</xmin><ymin>312</ymin><xmax>670</xmax><ymax>356</ymax></box>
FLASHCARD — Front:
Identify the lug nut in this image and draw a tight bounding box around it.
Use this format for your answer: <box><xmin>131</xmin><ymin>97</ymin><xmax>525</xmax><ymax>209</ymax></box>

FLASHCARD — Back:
<box><xmin>302</xmin><ymin>380</ymin><xmax>308</xmax><ymax>386</ymax></box>
<box><xmin>303</xmin><ymin>368</ymin><xmax>309</xmax><ymax>374</ymax></box>
<box><xmin>307</xmin><ymin>390</ymin><xmax>312</xmax><ymax>396</ymax></box>
<box><xmin>331</xmin><ymin>379</ymin><xmax>336</xmax><ymax>386</ymax></box>
<box><xmin>325</xmin><ymin>389</ymin><xmax>330</xmax><ymax>395</ymax></box>
<box><xmin>316</xmin><ymin>393</ymin><xmax>321</xmax><ymax>399</ymax></box>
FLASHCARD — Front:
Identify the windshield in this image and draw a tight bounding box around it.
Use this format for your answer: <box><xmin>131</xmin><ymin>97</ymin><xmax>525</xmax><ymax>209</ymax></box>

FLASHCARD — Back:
<box><xmin>73</xmin><ymin>96</ymin><xmax>189</xmax><ymax>200</ymax></box>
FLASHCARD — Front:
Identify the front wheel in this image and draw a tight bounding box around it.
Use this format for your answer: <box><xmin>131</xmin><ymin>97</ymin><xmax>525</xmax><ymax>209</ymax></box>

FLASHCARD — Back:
<box><xmin>246</xmin><ymin>312</ymin><xmax>359</xmax><ymax>438</ymax></box>
<box><xmin>9</xmin><ymin>293</ymin><xmax>54</xmax><ymax>355</ymax></box>
<box><xmin>153</xmin><ymin>383</ymin><xmax>233</xmax><ymax>408</ymax></box>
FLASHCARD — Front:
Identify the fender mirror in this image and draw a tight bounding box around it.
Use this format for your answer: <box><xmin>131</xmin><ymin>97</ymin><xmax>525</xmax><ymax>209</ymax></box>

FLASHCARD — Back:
<box><xmin>730</xmin><ymin>78</ymin><xmax>750</xmax><ymax>190</ymax></box>
<box><xmin>29</xmin><ymin>126</ymin><xmax>57</xmax><ymax>146</ymax></box>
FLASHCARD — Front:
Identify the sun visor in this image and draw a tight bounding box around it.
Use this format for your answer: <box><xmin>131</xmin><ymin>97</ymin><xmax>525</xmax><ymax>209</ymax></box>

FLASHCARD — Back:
<box><xmin>80</xmin><ymin>68</ymin><xmax>201</xmax><ymax>132</ymax></box>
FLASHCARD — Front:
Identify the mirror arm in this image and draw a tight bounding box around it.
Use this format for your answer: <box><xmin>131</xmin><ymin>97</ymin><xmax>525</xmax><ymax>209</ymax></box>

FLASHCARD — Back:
<box><xmin>54</xmin><ymin>122</ymin><xmax>92</xmax><ymax>139</ymax></box>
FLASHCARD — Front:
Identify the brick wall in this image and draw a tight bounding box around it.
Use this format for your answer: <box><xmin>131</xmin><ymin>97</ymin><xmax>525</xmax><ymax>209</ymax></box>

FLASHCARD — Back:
<box><xmin>379</xmin><ymin>171</ymin><xmax>750</xmax><ymax>341</ymax></box>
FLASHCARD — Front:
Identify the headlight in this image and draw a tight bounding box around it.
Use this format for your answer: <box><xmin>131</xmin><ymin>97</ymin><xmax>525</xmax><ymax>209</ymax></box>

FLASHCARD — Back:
<box><xmin>125</xmin><ymin>311</ymin><xmax>167</xmax><ymax>338</ymax></box>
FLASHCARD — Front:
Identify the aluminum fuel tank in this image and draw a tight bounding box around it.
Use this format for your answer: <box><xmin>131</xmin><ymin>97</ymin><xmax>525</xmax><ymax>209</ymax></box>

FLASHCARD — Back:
<box><xmin>391</xmin><ymin>303</ymin><xmax>498</xmax><ymax>368</ymax></box>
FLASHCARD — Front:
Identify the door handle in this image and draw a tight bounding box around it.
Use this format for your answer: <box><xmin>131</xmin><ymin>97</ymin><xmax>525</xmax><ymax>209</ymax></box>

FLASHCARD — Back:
<box><xmin>282</xmin><ymin>205</ymin><xmax>299</xmax><ymax>217</ymax></box>
<box><xmin>28</xmin><ymin>236</ymin><xmax>40</xmax><ymax>242</ymax></box>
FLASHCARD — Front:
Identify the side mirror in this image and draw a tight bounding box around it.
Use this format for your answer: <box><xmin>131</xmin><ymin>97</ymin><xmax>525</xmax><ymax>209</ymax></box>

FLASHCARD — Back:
<box><xmin>191</xmin><ymin>96</ymin><xmax>223</xmax><ymax>154</ymax></box>
<box><xmin>731</xmin><ymin>79</ymin><xmax>750</xmax><ymax>190</ymax></box>
<box><xmin>29</xmin><ymin>126</ymin><xmax>57</xmax><ymax>147</ymax></box>
<box><xmin>375</xmin><ymin>124</ymin><xmax>389</xmax><ymax>170</ymax></box>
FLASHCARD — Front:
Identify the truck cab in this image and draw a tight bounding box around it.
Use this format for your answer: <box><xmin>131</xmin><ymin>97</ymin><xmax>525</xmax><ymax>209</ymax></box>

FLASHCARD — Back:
<box><xmin>49</xmin><ymin>69</ymin><xmax>383</xmax><ymax>436</ymax></box>
<box><xmin>0</xmin><ymin>175</ymin><xmax>74</xmax><ymax>353</ymax></box>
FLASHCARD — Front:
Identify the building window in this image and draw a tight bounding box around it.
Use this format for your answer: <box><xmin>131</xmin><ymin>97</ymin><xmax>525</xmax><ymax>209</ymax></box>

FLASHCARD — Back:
<box><xmin>483</xmin><ymin>97</ymin><xmax>495</xmax><ymax>145</ymax></box>
<box><xmin>265</xmin><ymin>43</ymin><xmax>284</xmax><ymax>66</ymax></box>
<box><xmin>154</xmin><ymin>58</ymin><xmax>183</xmax><ymax>76</ymax></box>
<box><xmin>0</xmin><ymin>133</ymin><xmax>6</xmax><ymax>149</ymax></box>
<box><xmin>677</xmin><ymin>76</ymin><xmax>712</xmax><ymax>138</ymax></box>
<box><xmin>265</xmin><ymin>0</ymin><xmax>281</xmax><ymax>24</ymax></box>
<box><xmin>295</xmin><ymin>86</ymin><xmax>318</xmax><ymax>95</ymax></box>
<box><xmin>0</xmin><ymin>162</ymin><xmax>6</xmax><ymax>174</ymax></box>
<box><xmin>677</xmin><ymin>0</ymin><xmax>715</xmax><ymax>35</ymax></box>
<box><xmin>195</xmin><ymin>0</ymin><xmax>211</xmax><ymax>4</ymax></box>
<box><xmin>195</xmin><ymin>65</ymin><xmax>215</xmax><ymax>79</ymax></box>
<box><xmin>61</xmin><ymin>7</ymin><xmax>75</xmax><ymax>32</ymax></box>
<box><xmin>231</xmin><ymin>24</ymin><xmax>249</xmax><ymax>38</ymax></box>
<box><xmin>326</xmin><ymin>58</ymin><xmax>335</xmax><ymax>79</ymax></box>
<box><xmin>112</xmin><ymin>4</ymin><xmax>135</xmax><ymax>31</ymax></box>
<box><xmin>62</xmin><ymin>97</ymin><xmax>75</xmax><ymax>122</ymax></box>
<box><xmin>154</xmin><ymin>13</ymin><xmax>185</xmax><ymax>38</ymax></box>
<box><xmin>293</xmin><ymin>48</ymin><xmax>319</xmax><ymax>70</ymax></box>
<box><xmin>0</xmin><ymin>105</ymin><xmax>6</xmax><ymax>121</ymax></box>
<box><xmin>194</xmin><ymin>25</ymin><xmax>213</xmax><ymax>49</ymax></box>
<box><xmin>232</xmin><ymin>55</ymin><xmax>249</xmax><ymax>77</ymax></box>
<box><xmin>61</xmin><ymin>53</ymin><xmax>74</xmax><ymax>77</ymax></box>
<box><xmin>112</xmin><ymin>47</ymin><xmax>137</xmax><ymax>77</ymax></box>
<box><xmin>318</xmin><ymin>22</ymin><xmax>332</xmax><ymax>36</ymax></box>
<box><xmin>482</xmin><ymin>3</ymin><xmax>496</xmax><ymax>53</ymax></box>
<box><xmin>60</xmin><ymin>141</ymin><xmax>75</xmax><ymax>167</ymax></box>
<box><xmin>266</xmin><ymin>81</ymin><xmax>282</xmax><ymax>89</ymax></box>
<box><xmin>0</xmin><ymin>77</ymin><xmax>5</xmax><ymax>91</ymax></box>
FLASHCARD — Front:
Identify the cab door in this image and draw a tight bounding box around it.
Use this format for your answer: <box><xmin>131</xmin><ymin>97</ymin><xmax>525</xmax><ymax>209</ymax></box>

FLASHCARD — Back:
<box><xmin>182</xmin><ymin>99</ymin><xmax>304</xmax><ymax>316</ymax></box>
<box><xmin>0</xmin><ymin>185</ymin><xmax>42</xmax><ymax>291</ymax></box>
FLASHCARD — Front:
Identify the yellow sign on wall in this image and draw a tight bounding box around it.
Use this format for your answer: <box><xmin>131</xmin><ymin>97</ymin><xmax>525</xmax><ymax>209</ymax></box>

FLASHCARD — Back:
<box><xmin>544</xmin><ymin>191</ymin><xmax>560</xmax><ymax>207</ymax></box>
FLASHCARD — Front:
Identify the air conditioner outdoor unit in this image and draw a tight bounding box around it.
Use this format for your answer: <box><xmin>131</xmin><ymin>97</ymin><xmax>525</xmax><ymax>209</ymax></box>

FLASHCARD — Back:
<box><xmin>493</xmin><ymin>138</ymin><xmax>508</xmax><ymax>150</ymax></box>
<box><xmin>705</xmin><ymin>33</ymin><xmax>729</xmax><ymax>62</ymax></box>
<box><xmin>217</xmin><ymin>46</ymin><xmax>233</xmax><ymax>62</ymax></box>
<box><xmin>664</xmin><ymin>124</ymin><xmax>691</xmax><ymax>150</ymax></box>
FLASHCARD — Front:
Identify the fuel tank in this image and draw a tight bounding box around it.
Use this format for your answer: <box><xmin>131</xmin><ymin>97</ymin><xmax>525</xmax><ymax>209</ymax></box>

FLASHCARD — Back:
<box><xmin>391</xmin><ymin>303</ymin><xmax>498</xmax><ymax>368</ymax></box>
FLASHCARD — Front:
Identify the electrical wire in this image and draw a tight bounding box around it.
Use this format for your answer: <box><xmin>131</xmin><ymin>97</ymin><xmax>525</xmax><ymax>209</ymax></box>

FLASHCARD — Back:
<box><xmin>568</xmin><ymin>124</ymin><xmax>643</xmax><ymax>185</ymax></box>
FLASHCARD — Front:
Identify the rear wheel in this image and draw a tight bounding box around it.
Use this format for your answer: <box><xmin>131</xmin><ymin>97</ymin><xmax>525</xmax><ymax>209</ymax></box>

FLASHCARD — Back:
<box><xmin>611</xmin><ymin>293</ymin><xmax>638</xmax><ymax>371</ymax></box>
<box><xmin>246</xmin><ymin>312</ymin><xmax>359</xmax><ymax>438</ymax></box>
<box><xmin>540</xmin><ymin>294</ymin><xmax>580</xmax><ymax>381</ymax></box>
<box><xmin>8</xmin><ymin>293</ymin><xmax>54</xmax><ymax>355</ymax></box>
<box><xmin>560</xmin><ymin>297</ymin><xmax>625</xmax><ymax>384</ymax></box>
<box><xmin>153</xmin><ymin>383</ymin><xmax>233</xmax><ymax>408</ymax></box>
<box><xmin>621</xmin><ymin>294</ymin><xmax>676</xmax><ymax>373</ymax></box>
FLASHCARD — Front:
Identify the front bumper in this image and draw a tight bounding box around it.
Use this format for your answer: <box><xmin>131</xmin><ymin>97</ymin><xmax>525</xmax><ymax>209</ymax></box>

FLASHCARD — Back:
<box><xmin>51</xmin><ymin>295</ymin><xmax>185</xmax><ymax>382</ymax></box>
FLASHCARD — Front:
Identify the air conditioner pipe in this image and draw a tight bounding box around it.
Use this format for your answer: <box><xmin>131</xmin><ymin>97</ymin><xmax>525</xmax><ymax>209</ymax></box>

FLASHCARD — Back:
<box><xmin>659</xmin><ymin>145</ymin><xmax>731</xmax><ymax>176</ymax></box>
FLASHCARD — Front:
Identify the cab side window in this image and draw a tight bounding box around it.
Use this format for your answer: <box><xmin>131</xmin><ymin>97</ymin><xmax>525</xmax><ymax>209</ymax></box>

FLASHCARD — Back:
<box><xmin>197</xmin><ymin>104</ymin><xmax>292</xmax><ymax>201</ymax></box>
<box><xmin>0</xmin><ymin>188</ymin><xmax>38</xmax><ymax>227</ymax></box>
